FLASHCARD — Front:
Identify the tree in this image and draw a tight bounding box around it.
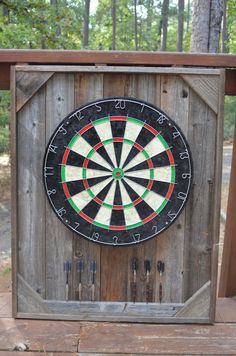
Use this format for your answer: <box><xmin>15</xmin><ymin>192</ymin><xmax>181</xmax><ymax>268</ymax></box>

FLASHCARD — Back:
<box><xmin>83</xmin><ymin>0</ymin><xmax>90</xmax><ymax>48</ymax></box>
<box><xmin>134</xmin><ymin>0</ymin><xmax>138</xmax><ymax>50</ymax></box>
<box><xmin>161</xmin><ymin>0</ymin><xmax>169</xmax><ymax>51</ymax></box>
<box><xmin>177</xmin><ymin>0</ymin><xmax>184</xmax><ymax>51</ymax></box>
<box><xmin>112</xmin><ymin>0</ymin><xmax>116</xmax><ymax>50</ymax></box>
<box><xmin>190</xmin><ymin>0</ymin><xmax>223</xmax><ymax>53</ymax></box>
<box><xmin>221</xmin><ymin>0</ymin><xmax>228</xmax><ymax>53</ymax></box>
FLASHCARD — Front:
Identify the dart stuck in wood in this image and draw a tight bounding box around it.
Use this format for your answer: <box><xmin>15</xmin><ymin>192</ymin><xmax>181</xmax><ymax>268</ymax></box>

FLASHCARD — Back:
<box><xmin>63</xmin><ymin>260</ymin><xmax>72</xmax><ymax>301</ymax></box>
<box><xmin>91</xmin><ymin>260</ymin><xmax>97</xmax><ymax>301</ymax></box>
<box><xmin>77</xmin><ymin>260</ymin><xmax>84</xmax><ymax>301</ymax></box>
<box><xmin>131</xmin><ymin>258</ymin><xmax>138</xmax><ymax>302</ymax></box>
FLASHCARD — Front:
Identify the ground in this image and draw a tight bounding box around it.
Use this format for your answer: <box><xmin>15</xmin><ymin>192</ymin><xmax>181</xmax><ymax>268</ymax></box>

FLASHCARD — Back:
<box><xmin>0</xmin><ymin>146</ymin><xmax>232</xmax><ymax>294</ymax></box>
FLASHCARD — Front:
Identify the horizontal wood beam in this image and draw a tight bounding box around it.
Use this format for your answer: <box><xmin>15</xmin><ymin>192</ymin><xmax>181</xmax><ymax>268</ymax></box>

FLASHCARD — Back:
<box><xmin>0</xmin><ymin>50</ymin><xmax>236</xmax><ymax>92</ymax></box>
<box><xmin>0</xmin><ymin>63</ymin><xmax>11</xmax><ymax>90</ymax></box>
<box><xmin>225</xmin><ymin>70</ymin><xmax>236</xmax><ymax>96</ymax></box>
<box><xmin>0</xmin><ymin>49</ymin><xmax>236</xmax><ymax>67</ymax></box>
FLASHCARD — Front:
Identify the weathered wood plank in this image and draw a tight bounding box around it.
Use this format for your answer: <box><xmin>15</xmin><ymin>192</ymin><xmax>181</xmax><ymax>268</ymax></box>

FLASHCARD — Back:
<box><xmin>44</xmin><ymin>300</ymin><xmax>182</xmax><ymax>319</ymax></box>
<box><xmin>16</xmin><ymin>71</ymin><xmax>53</xmax><ymax>111</ymax></box>
<box><xmin>2</xmin><ymin>49</ymin><xmax>235</xmax><ymax>68</ymax></box>
<box><xmin>79</xmin><ymin>322</ymin><xmax>236</xmax><ymax>354</ymax></box>
<box><xmin>181</xmin><ymin>74</ymin><xmax>219</xmax><ymax>114</ymax></box>
<box><xmin>17</xmin><ymin>85</ymin><xmax>46</xmax><ymax>300</ymax></box>
<box><xmin>184</xmin><ymin>89</ymin><xmax>217</xmax><ymax>301</ymax></box>
<box><xmin>73</xmin><ymin>72</ymin><xmax>103</xmax><ymax>302</ymax></box>
<box><xmin>158</xmin><ymin>74</ymin><xmax>189</xmax><ymax>303</ymax></box>
<box><xmin>10</xmin><ymin>66</ymin><xmax>17</xmax><ymax>317</ymax></box>
<box><xmin>17</xmin><ymin>274</ymin><xmax>50</xmax><ymax>314</ymax></box>
<box><xmin>0</xmin><ymin>318</ymin><xmax>80</xmax><ymax>353</ymax></box>
<box><xmin>45</xmin><ymin>73</ymin><xmax>74</xmax><ymax>300</ymax></box>
<box><xmin>174</xmin><ymin>281</ymin><xmax>211</xmax><ymax>318</ymax></box>
<box><xmin>1</xmin><ymin>317</ymin><xmax>236</xmax><ymax>354</ymax></box>
<box><xmin>14</xmin><ymin>65</ymin><xmax>223</xmax><ymax>75</ymax></box>
<box><xmin>100</xmin><ymin>73</ymin><xmax>132</xmax><ymax>301</ymax></box>
<box><xmin>209</xmin><ymin>70</ymin><xmax>224</xmax><ymax>321</ymax></box>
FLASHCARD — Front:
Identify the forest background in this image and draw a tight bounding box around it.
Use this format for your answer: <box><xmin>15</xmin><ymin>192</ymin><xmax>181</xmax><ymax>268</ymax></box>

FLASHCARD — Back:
<box><xmin>0</xmin><ymin>0</ymin><xmax>235</xmax><ymax>153</ymax></box>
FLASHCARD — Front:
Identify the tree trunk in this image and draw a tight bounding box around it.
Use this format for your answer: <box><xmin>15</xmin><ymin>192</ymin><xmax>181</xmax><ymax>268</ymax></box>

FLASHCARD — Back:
<box><xmin>2</xmin><ymin>3</ymin><xmax>10</xmax><ymax>23</ymax></box>
<box><xmin>146</xmin><ymin>0</ymin><xmax>154</xmax><ymax>48</ymax></box>
<box><xmin>50</xmin><ymin>0</ymin><xmax>61</xmax><ymax>38</ymax></box>
<box><xmin>134</xmin><ymin>0</ymin><xmax>138</xmax><ymax>51</ymax></box>
<box><xmin>112</xmin><ymin>0</ymin><xmax>116</xmax><ymax>50</ymax></box>
<box><xmin>83</xmin><ymin>0</ymin><xmax>90</xmax><ymax>49</ymax></box>
<box><xmin>177</xmin><ymin>0</ymin><xmax>185</xmax><ymax>52</ymax></box>
<box><xmin>209</xmin><ymin>0</ymin><xmax>223</xmax><ymax>53</ymax></box>
<box><xmin>221</xmin><ymin>0</ymin><xmax>228</xmax><ymax>53</ymax></box>
<box><xmin>161</xmin><ymin>0</ymin><xmax>169</xmax><ymax>51</ymax></box>
<box><xmin>186</xmin><ymin>0</ymin><xmax>191</xmax><ymax>33</ymax></box>
<box><xmin>190</xmin><ymin>0</ymin><xmax>223</xmax><ymax>53</ymax></box>
<box><xmin>190</xmin><ymin>0</ymin><xmax>210</xmax><ymax>52</ymax></box>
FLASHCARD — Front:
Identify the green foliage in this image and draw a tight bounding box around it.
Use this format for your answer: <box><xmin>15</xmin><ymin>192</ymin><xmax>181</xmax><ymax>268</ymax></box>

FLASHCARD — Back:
<box><xmin>0</xmin><ymin>91</ymin><xmax>10</xmax><ymax>153</ymax></box>
<box><xmin>0</xmin><ymin>0</ymin><xmax>84</xmax><ymax>49</ymax></box>
<box><xmin>2</xmin><ymin>266</ymin><xmax>11</xmax><ymax>275</ymax></box>
<box><xmin>227</xmin><ymin>0</ymin><xmax>236</xmax><ymax>53</ymax></box>
<box><xmin>224</xmin><ymin>96</ymin><xmax>236</xmax><ymax>140</ymax></box>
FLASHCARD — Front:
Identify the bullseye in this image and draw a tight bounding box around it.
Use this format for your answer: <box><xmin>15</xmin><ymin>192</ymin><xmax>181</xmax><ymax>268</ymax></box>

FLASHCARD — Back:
<box><xmin>112</xmin><ymin>167</ymin><xmax>124</xmax><ymax>180</ymax></box>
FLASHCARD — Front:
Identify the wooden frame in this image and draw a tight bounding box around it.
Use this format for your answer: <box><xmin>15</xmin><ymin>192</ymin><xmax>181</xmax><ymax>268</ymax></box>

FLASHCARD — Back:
<box><xmin>0</xmin><ymin>49</ymin><xmax>236</xmax><ymax>94</ymax></box>
<box><xmin>11</xmin><ymin>64</ymin><xmax>225</xmax><ymax>323</ymax></box>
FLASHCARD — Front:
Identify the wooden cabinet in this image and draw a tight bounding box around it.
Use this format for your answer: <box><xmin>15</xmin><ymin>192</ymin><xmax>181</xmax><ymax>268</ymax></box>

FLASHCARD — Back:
<box><xmin>11</xmin><ymin>65</ymin><xmax>224</xmax><ymax>323</ymax></box>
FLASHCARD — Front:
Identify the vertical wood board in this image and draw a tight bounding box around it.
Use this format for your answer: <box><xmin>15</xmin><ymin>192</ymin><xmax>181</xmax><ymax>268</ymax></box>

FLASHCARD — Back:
<box><xmin>17</xmin><ymin>84</ymin><xmax>46</xmax><ymax>299</ymax></box>
<box><xmin>45</xmin><ymin>73</ymin><xmax>75</xmax><ymax>300</ymax></box>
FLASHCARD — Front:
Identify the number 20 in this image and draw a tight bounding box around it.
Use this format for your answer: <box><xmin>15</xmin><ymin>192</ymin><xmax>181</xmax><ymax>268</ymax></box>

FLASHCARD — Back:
<box><xmin>115</xmin><ymin>100</ymin><xmax>126</xmax><ymax>109</ymax></box>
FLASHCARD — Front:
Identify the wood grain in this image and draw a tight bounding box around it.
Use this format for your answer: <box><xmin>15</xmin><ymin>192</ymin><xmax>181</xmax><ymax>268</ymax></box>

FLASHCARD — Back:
<box><xmin>16</xmin><ymin>71</ymin><xmax>53</xmax><ymax>111</ymax></box>
<box><xmin>159</xmin><ymin>74</ymin><xmax>189</xmax><ymax>303</ymax></box>
<box><xmin>13</xmin><ymin>66</ymin><xmax>224</xmax><ymax>322</ymax></box>
<box><xmin>175</xmin><ymin>281</ymin><xmax>211</xmax><ymax>318</ymax></box>
<box><xmin>1</xmin><ymin>317</ymin><xmax>236</xmax><ymax>354</ymax></box>
<box><xmin>73</xmin><ymin>72</ymin><xmax>103</xmax><ymax>301</ymax></box>
<box><xmin>17</xmin><ymin>85</ymin><xmax>46</xmax><ymax>299</ymax></box>
<box><xmin>17</xmin><ymin>274</ymin><xmax>50</xmax><ymax>314</ymax></box>
<box><xmin>181</xmin><ymin>74</ymin><xmax>219</xmax><ymax>113</ymax></box>
<box><xmin>1</xmin><ymin>49</ymin><xmax>236</xmax><ymax>68</ymax></box>
<box><xmin>10</xmin><ymin>66</ymin><xmax>17</xmax><ymax>317</ymax></box>
<box><xmin>45</xmin><ymin>73</ymin><xmax>74</xmax><ymax>300</ymax></box>
<box><xmin>184</xmin><ymin>88</ymin><xmax>217</xmax><ymax>300</ymax></box>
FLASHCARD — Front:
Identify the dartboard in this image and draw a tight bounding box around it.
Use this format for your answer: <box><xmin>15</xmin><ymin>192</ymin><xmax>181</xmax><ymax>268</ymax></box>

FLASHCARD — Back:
<box><xmin>43</xmin><ymin>97</ymin><xmax>193</xmax><ymax>246</ymax></box>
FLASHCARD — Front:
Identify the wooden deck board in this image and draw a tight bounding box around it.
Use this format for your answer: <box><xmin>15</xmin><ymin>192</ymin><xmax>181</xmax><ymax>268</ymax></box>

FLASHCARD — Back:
<box><xmin>0</xmin><ymin>293</ymin><xmax>236</xmax><ymax>354</ymax></box>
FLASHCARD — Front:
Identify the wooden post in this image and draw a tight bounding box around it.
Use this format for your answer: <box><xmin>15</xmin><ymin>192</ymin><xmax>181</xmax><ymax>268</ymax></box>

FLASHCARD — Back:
<box><xmin>219</xmin><ymin>124</ymin><xmax>236</xmax><ymax>297</ymax></box>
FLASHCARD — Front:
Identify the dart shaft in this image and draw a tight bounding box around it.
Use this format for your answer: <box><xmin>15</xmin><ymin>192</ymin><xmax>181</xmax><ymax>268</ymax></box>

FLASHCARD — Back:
<box><xmin>65</xmin><ymin>283</ymin><xmax>69</xmax><ymax>301</ymax></box>
<box><xmin>91</xmin><ymin>284</ymin><xmax>95</xmax><ymax>301</ymax></box>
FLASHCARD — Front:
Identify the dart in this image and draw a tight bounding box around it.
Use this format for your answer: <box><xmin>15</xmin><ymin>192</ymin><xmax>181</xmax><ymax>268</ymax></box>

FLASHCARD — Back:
<box><xmin>144</xmin><ymin>260</ymin><xmax>152</xmax><ymax>303</ymax></box>
<box><xmin>157</xmin><ymin>260</ymin><xmax>165</xmax><ymax>303</ymax></box>
<box><xmin>157</xmin><ymin>260</ymin><xmax>165</xmax><ymax>276</ymax></box>
<box><xmin>131</xmin><ymin>258</ymin><xmax>138</xmax><ymax>302</ymax></box>
<box><xmin>90</xmin><ymin>260</ymin><xmax>97</xmax><ymax>301</ymax></box>
<box><xmin>159</xmin><ymin>282</ymin><xmax>163</xmax><ymax>303</ymax></box>
<box><xmin>63</xmin><ymin>260</ymin><xmax>72</xmax><ymax>301</ymax></box>
<box><xmin>77</xmin><ymin>260</ymin><xmax>84</xmax><ymax>301</ymax></box>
